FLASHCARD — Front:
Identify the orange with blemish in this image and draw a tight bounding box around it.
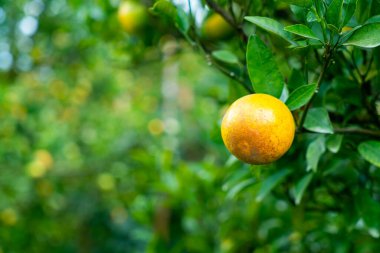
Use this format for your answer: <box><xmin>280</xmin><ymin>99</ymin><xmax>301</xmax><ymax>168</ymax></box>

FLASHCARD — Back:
<box><xmin>221</xmin><ymin>94</ymin><xmax>295</xmax><ymax>164</ymax></box>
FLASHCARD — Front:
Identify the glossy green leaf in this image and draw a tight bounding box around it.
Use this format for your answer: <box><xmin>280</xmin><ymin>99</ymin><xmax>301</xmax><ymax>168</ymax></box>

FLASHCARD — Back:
<box><xmin>355</xmin><ymin>189</ymin><xmax>380</xmax><ymax>233</ymax></box>
<box><xmin>306</xmin><ymin>136</ymin><xmax>326</xmax><ymax>172</ymax></box>
<box><xmin>279</xmin><ymin>0</ymin><xmax>312</xmax><ymax>7</ymax></box>
<box><xmin>343</xmin><ymin>23</ymin><xmax>380</xmax><ymax>48</ymax></box>
<box><xmin>358</xmin><ymin>141</ymin><xmax>380</xmax><ymax>167</ymax></box>
<box><xmin>327</xmin><ymin>24</ymin><xmax>339</xmax><ymax>33</ymax></box>
<box><xmin>244</xmin><ymin>16</ymin><xmax>294</xmax><ymax>44</ymax></box>
<box><xmin>222</xmin><ymin>165</ymin><xmax>251</xmax><ymax>191</ymax></box>
<box><xmin>247</xmin><ymin>35</ymin><xmax>284</xmax><ymax>98</ymax></box>
<box><xmin>150</xmin><ymin>0</ymin><xmax>189</xmax><ymax>33</ymax></box>
<box><xmin>212</xmin><ymin>50</ymin><xmax>239</xmax><ymax>64</ymax></box>
<box><xmin>226</xmin><ymin>178</ymin><xmax>256</xmax><ymax>199</ymax></box>
<box><xmin>356</xmin><ymin>0</ymin><xmax>373</xmax><ymax>23</ymax></box>
<box><xmin>326</xmin><ymin>134</ymin><xmax>343</xmax><ymax>153</ymax></box>
<box><xmin>326</xmin><ymin>0</ymin><xmax>344</xmax><ymax>28</ymax></box>
<box><xmin>365</xmin><ymin>15</ymin><xmax>380</xmax><ymax>24</ymax></box>
<box><xmin>288</xmin><ymin>69</ymin><xmax>305</xmax><ymax>91</ymax></box>
<box><xmin>304</xmin><ymin>108</ymin><xmax>334</xmax><ymax>134</ymax></box>
<box><xmin>293</xmin><ymin>173</ymin><xmax>313</xmax><ymax>205</ymax></box>
<box><xmin>225</xmin><ymin>155</ymin><xmax>239</xmax><ymax>167</ymax></box>
<box><xmin>256</xmin><ymin>169</ymin><xmax>291</xmax><ymax>202</ymax></box>
<box><xmin>284</xmin><ymin>24</ymin><xmax>320</xmax><ymax>41</ymax></box>
<box><xmin>286</xmin><ymin>83</ymin><xmax>317</xmax><ymax>111</ymax></box>
<box><xmin>289</xmin><ymin>40</ymin><xmax>324</xmax><ymax>49</ymax></box>
<box><xmin>315</xmin><ymin>0</ymin><xmax>326</xmax><ymax>20</ymax></box>
<box><xmin>342</xmin><ymin>0</ymin><xmax>358</xmax><ymax>27</ymax></box>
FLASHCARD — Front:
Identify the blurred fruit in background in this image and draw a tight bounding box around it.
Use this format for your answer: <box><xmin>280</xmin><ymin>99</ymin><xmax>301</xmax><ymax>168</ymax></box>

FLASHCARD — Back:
<box><xmin>118</xmin><ymin>0</ymin><xmax>148</xmax><ymax>34</ymax></box>
<box><xmin>201</xmin><ymin>13</ymin><xmax>234</xmax><ymax>40</ymax></box>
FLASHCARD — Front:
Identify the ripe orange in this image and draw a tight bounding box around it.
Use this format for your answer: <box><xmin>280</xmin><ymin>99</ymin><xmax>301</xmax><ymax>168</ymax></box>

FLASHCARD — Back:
<box><xmin>118</xmin><ymin>1</ymin><xmax>147</xmax><ymax>34</ymax></box>
<box><xmin>202</xmin><ymin>13</ymin><xmax>234</xmax><ymax>40</ymax></box>
<box><xmin>221</xmin><ymin>94</ymin><xmax>295</xmax><ymax>164</ymax></box>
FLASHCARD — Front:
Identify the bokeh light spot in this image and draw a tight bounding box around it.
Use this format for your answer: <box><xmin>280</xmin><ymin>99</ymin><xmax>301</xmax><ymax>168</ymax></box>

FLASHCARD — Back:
<box><xmin>19</xmin><ymin>16</ymin><xmax>38</xmax><ymax>36</ymax></box>
<box><xmin>148</xmin><ymin>118</ymin><xmax>164</xmax><ymax>135</ymax></box>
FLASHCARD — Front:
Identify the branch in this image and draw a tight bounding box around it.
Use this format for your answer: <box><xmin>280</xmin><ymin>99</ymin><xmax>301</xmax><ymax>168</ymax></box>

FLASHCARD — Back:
<box><xmin>334</xmin><ymin>127</ymin><xmax>380</xmax><ymax>138</ymax></box>
<box><xmin>298</xmin><ymin>127</ymin><xmax>380</xmax><ymax>138</ymax></box>
<box><xmin>204</xmin><ymin>0</ymin><xmax>247</xmax><ymax>42</ymax></box>
<box><xmin>194</xmin><ymin>36</ymin><xmax>253</xmax><ymax>93</ymax></box>
<box><xmin>184</xmin><ymin>1</ymin><xmax>252</xmax><ymax>93</ymax></box>
<box><xmin>298</xmin><ymin>45</ymin><xmax>332</xmax><ymax>130</ymax></box>
<box><xmin>207</xmin><ymin>54</ymin><xmax>253</xmax><ymax>93</ymax></box>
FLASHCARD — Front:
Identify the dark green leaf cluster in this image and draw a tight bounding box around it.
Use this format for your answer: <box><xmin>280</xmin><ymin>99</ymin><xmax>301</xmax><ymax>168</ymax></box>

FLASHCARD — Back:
<box><xmin>151</xmin><ymin>0</ymin><xmax>380</xmax><ymax>251</ymax></box>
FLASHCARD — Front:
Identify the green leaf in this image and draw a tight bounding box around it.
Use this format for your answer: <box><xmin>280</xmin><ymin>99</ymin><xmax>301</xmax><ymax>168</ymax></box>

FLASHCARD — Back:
<box><xmin>358</xmin><ymin>141</ymin><xmax>380</xmax><ymax>167</ymax></box>
<box><xmin>286</xmin><ymin>83</ymin><xmax>317</xmax><ymax>111</ymax></box>
<box><xmin>315</xmin><ymin>0</ymin><xmax>326</xmax><ymax>20</ymax></box>
<box><xmin>284</xmin><ymin>24</ymin><xmax>321</xmax><ymax>41</ymax></box>
<box><xmin>175</xmin><ymin>8</ymin><xmax>190</xmax><ymax>33</ymax></box>
<box><xmin>293</xmin><ymin>173</ymin><xmax>313</xmax><ymax>205</ymax></box>
<box><xmin>327</xmin><ymin>24</ymin><xmax>339</xmax><ymax>33</ymax></box>
<box><xmin>326</xmin><ymin>0</ymin><xmax>344</xmax><ymax>28</ymax></box>
<box><xmin>306</xmin><ymin>136</ymin><xmax>326</xmax><ymax>172</ymax></box>
<box><xmin>222</xmin><ymin>165</ymin><xmax>251</xmax><ymax>191</ymax></box>
<box><xmin>256</xmin><ymin>169</ymin><xmax>291</xmax><ymax>202</ymax></box>
<box><xmin>244</xmin><ymin>16</ymin><xmax>294</xmax><ymax>44</ymax></box>
<box><xmin>355</xmin><ymin>189</ymin><xmax>380</xmax><ymax>233</ymax></box>
<box><xmin>365</xmin><ymin>15</ymin><xmax>380</xmax><ymax>24</ymax></box>
<box><xmin>226</xmin><ymin>178</ymin><xmax>256</xmax><ymax>199</ymax></box>
<box><xmin>212</xmin><ymin>50</ymin><xmax>239</xmax><ymax>65</ymax></box>
<box><xmin>326</xmin><ymin>134</ymin><xmax>343</xmax><ymax>153</ymax></box>
<box><xmin>356</xmin><ymin>0</ymin><xmax>373</xmax><ymax>23</ymax></box>
<box><xmin>304</xmin><ymin>108</ymin><xmax>334</xmax><ymax>134</ymax></box>
<box><xmin>343</xmin><ymin>23</ymin><xmax>380</xmax><ymax>48</ymax></box>
<box><xmin>342</xmin><ymin>0</ymin><xmax>358</xmax><ymax>27</ymax></box>
<box><xmin>225</xmin><ymin>155</ymin><xmax>239</xmax><ymax>167</ymax></box>
<box><xmin>279</xmin><ymin>0</ymin><xmax>312</xmax><ymax>7</ymax></box>
<box><xmin>150</xmin><ymin>0</ymin><xmax>189</xmax><ymax>34</ymax></box>
<box><xmin>246</xmin><ymin>35</ymin><xmax>284</xmax><ymax>98</ymax></box>
<box><xmin>288</xmin><ymin>69</ymin><xmax>305</xmax><ymax>91</ymax></box>
<box><xmin>289</xmin><ymin>39</ymin><xmax>324</xmax><ymax>50</ymax></box>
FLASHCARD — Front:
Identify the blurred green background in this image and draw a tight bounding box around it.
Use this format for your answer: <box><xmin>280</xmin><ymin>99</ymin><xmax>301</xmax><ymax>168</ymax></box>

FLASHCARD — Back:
<box><xmin>1</xmin><ymin>0</ymin><xmax>380</xmax><ymax>252</ymax></box>
<box><xmin>0</xmin><ymin>1</ymin><xmax>240</xmax><ymax>252</ymax></box>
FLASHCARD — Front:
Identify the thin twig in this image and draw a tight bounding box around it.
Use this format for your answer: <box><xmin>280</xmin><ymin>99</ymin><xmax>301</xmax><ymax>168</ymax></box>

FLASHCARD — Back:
<box><xmin>195</xmin><ymin>37</ymin><xmax>253</xmax><ymax>93</ymax></box>
<box><xmin>184</xmin><ymin>0</ymin><xmax>252</xmax><ymax>93</ymax></box>
<box><xmin>298</xmin><ymin>45</ymin><xmax>332</xmax><ymax>130</ymax></box>
<box><xmin>298</xmin><ymin>127</ymin><xmax>380</xmax><ymax>138</ymax></box>
<box><xmin>333</xmin><ymin>128</ymin><xmax>380</xmax><ymax>138</ymax></box>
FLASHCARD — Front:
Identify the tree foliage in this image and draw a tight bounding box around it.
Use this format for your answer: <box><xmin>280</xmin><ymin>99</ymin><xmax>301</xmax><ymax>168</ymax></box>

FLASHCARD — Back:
<box><xmin>1</xmin><ymin>0</ymin><xmax>380</xmax><ymax>252</ymax></box>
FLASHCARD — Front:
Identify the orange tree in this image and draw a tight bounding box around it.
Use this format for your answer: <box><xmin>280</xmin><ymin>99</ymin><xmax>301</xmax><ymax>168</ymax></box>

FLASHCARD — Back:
<box><xmin>150</xmin><ymin>0</ymin><xmax>380</xmax><ymax>251</ymax></box>
<box><xmin>0</xmin><ymin>0</ymin><xmax>380</xmax><ymax>252</ymax></box>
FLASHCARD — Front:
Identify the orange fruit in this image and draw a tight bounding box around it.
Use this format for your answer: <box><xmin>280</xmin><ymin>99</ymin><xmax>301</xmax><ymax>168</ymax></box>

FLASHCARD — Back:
<box><xmin>221</xmin><ymin>94</ymin><xmax>295</xmax><ymax>164</ymax></box>
<box><xmin>118</xmin><ymin>1</ymin><xmax>147</xmax><ymax>34</ymax></box>
<box><xmin>202</xmin><ymin>13</ymin><xmax>234</xmax><ymax>40</ymax></box>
